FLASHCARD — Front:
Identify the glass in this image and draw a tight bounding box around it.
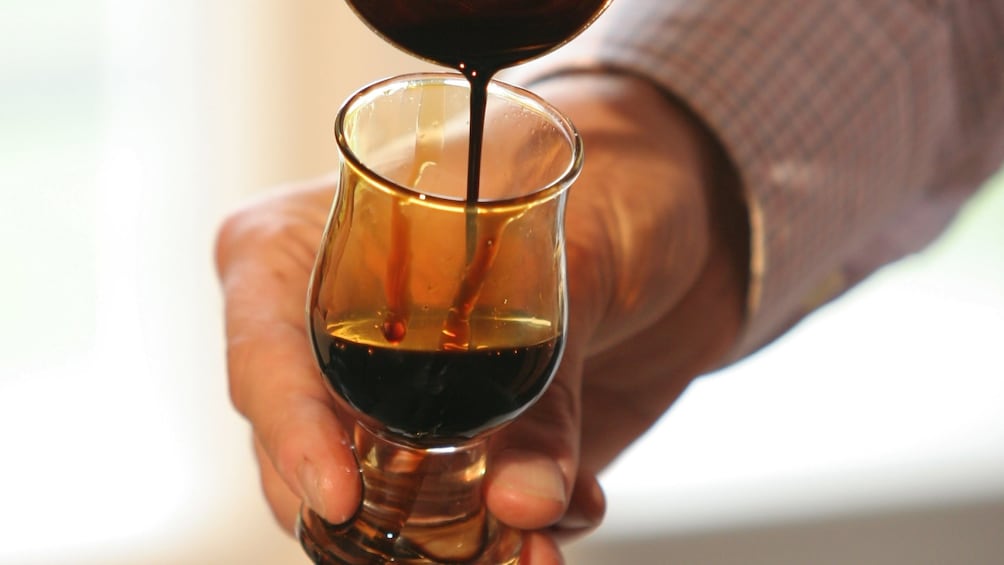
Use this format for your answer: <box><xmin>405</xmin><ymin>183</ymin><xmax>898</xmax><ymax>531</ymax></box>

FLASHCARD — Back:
<box><xmin>296</xmin><ymin>73</ymin><xmax>582</xmax><ymax>564</ymax></box>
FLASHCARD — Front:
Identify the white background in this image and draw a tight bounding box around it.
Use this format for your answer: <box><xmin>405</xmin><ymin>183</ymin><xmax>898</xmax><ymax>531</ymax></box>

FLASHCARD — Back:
<box><xmin>1</xmin><ymin>1</ymin><xmax>1001</xmax><ymax>563</ymax></box>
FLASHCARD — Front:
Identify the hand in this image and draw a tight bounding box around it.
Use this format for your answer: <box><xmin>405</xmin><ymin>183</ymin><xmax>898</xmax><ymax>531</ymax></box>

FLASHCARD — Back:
<box><xmin>215</xmin><ymin>73</ymin><xmax>748</xmax><ymax>562</ymax></box>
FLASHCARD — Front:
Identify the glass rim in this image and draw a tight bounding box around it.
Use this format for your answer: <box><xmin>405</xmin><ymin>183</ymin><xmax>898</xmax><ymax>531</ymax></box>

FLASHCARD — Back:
<box><xmin>334</xmin><ymin>72</ymin><xmax>583</xmax><ymax>212</ymax></box>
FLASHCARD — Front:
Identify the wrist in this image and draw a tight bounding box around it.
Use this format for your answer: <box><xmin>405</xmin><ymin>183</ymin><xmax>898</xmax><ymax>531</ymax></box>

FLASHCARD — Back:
<box><xmin>533</xmin><ymin>71</ymin><xmax>749</xmax><ymax>369</ymax></box>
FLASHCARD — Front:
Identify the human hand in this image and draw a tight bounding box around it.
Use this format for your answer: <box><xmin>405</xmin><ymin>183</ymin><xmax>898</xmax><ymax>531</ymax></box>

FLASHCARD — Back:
<box><xmin>215</xmin><ymin>73</ymin><xmax>747</xmax><ymax>562</ymax></box>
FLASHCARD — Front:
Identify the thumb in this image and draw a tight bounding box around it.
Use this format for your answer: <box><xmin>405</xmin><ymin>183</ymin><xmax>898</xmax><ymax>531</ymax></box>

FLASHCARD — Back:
<box><xmin>485</xmin><ymin>348</ymin><xmax>586</xmax><ymax>530</ymax></box>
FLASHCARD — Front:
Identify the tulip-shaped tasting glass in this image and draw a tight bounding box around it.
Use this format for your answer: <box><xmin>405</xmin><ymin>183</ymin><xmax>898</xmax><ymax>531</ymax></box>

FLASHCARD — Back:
<box><xmin>297</xmin><ymin>73</ymin><xmax>582</xmax><ymax>564</ymax></box>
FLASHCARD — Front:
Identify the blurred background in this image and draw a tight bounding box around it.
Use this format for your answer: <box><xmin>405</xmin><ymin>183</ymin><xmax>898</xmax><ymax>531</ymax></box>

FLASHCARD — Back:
<box><xmin>1</xmin><ymin>1</ymin><xmax>1001</xmax><ymax>563</ymax></box>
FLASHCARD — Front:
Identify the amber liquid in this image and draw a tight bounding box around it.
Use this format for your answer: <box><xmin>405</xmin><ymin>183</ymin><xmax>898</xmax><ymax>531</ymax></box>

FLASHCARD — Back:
<box><xmin>313</xmin><ymin>311</ymin><xmax>562</xmax><ymax>444</ymax></box>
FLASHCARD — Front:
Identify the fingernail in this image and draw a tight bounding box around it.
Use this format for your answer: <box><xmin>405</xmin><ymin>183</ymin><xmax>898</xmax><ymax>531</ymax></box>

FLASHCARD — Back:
<box><xmin>555</xmin><ymin>508</ymin><xmax>595</xmax><ymax>531</ymax></box>
<box><xmin>497</xmin><ymin>451</ymin><xmax>567</xmax><ymax>504</ymax></box>
<box><xmin>297</xmin><ymin>461</ymin><xmax>327</xmax><ymax>518</ymax></box>
<box><xmin>556</xmin><ymin>477</ymin><xmax>604</xmax><ymax>533</ymax></box>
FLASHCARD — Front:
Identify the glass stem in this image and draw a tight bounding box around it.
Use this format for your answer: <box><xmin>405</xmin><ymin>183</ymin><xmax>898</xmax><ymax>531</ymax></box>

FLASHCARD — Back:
<box><xmin>298</xmin><ymin>422</ymin><xmax>522</xmax><ymax>564</ymax></box>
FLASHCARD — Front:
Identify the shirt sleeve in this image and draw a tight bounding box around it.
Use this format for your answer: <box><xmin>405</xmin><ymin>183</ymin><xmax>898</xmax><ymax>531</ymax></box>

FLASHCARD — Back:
<box><xmin>513</xmin><ymin>0</ymin><xmax>1004</xmax><ymax>358</ymax></box>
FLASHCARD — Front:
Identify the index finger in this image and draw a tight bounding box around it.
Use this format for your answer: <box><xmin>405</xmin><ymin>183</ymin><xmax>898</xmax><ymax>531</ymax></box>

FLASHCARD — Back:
<box><xmin>217</xmin><ymin>204</ymin><xmax>361</xmax><ymax>525</ymax></box>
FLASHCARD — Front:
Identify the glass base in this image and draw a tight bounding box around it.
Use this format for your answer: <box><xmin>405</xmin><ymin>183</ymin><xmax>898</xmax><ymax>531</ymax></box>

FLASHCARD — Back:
<box><xmin>297</xmin><ymin>506</ymin><xmax>522</xmax><ymax>565</ymax></box>
<box><xmin>296</xmin><ymin>422</ymin><xmax>523</xmax><ymax>564</ymax></box>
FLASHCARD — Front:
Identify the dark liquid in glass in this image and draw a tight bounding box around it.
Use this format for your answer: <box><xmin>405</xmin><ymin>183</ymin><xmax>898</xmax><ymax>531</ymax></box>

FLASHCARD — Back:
<box><xmin>313</xmin><ymin>313</ymin><xmax>563</xmax><ymax>444</ymax></box>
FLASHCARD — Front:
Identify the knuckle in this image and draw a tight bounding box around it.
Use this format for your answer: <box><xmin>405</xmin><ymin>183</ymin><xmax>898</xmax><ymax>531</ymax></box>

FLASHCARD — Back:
<box><xmin>214</xmin><ymin>201</ymin><xmax>287</xmax><ymax>272</ymax></box>
<box><xmin>217</xmin><ymin>205</ymin><xmax>320</xmax><ymax>280</ymax></box>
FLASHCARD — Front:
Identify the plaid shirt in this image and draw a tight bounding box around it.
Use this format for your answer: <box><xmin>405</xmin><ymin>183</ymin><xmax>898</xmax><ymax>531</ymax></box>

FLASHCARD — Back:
<box><xmin>520</xmin><ymin>0</ymin><xmax>1004</xmax><ymax>357</ymax></box>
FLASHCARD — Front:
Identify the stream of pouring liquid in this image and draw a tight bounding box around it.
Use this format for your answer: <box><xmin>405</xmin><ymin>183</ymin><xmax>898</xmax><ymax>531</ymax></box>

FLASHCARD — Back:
<box><xmin>365</xmin><ymin>0</ymin><xmax>612</xmax><ymax>349</ymax></box>
<box><xmin>380</xmin><ymin>84</ymin><xmax>504</xmax><ymax>351</ymax></box>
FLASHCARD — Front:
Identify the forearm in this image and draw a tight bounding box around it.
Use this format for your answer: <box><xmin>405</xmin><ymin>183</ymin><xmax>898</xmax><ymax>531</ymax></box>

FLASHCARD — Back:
<box><xmin>513</xmin><ymin>72</ymin><xmax>750</xmax><ymax>475</ymax></box>
<box><xmin>534</xmin><ymin>72</ymin><xmax>749</xmax><ymax>373</ymax></box>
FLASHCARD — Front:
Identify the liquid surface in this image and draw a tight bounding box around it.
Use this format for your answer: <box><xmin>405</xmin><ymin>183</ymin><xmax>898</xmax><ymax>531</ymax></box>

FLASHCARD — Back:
<box><xmin>312</xmin><ymin>312</ymin><xmax>562</xmax><ymax>443</ymax></box>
